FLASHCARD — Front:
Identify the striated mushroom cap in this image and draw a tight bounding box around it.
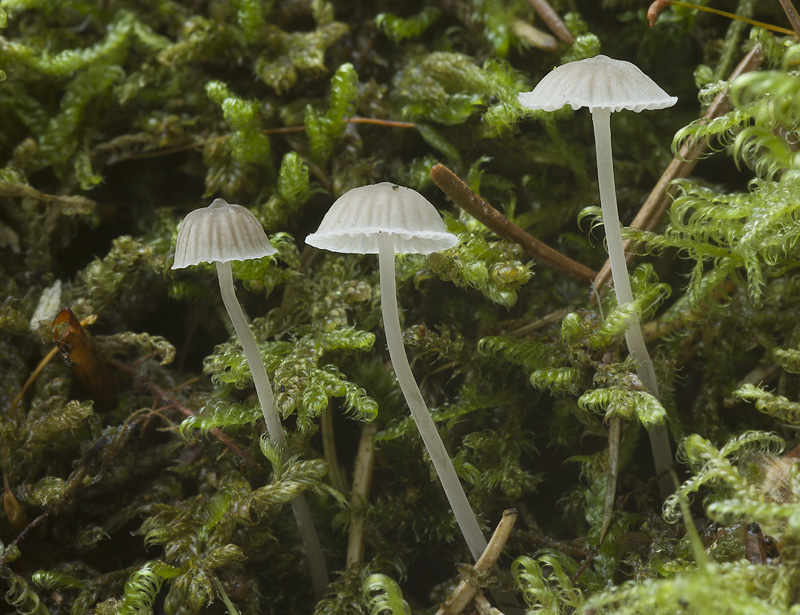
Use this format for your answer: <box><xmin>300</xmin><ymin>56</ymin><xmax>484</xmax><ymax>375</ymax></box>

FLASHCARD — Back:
<box><xmin>172</xmin><ymin>198</ymin><xmax>276</xmax><ymax>269</ymax></box>
<box><xmin>518</xmin><ymin>54</ymin><xmax>677</xmax><ymax>113</ymax></box>
<box><xmin>306</xmin><ymin>182</ymin><xmax>457</xmax><ymax>255</ymax></box>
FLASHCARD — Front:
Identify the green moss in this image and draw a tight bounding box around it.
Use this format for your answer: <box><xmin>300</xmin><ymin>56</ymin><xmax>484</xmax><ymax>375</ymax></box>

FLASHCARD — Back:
<box><xmin>6</xmin><ymin>1</ymin><xmax>800</xmax><ymax>614</ymax></box>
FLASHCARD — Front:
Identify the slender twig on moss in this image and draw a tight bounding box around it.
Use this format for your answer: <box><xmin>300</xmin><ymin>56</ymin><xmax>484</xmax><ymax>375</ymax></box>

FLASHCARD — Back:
<box><xmin>507</xmin><ymin>306</ymin><xmax>574</xmax><ymax>337</ymax></box>
<box><xmin>648</xmin><ymin>0</ymin><xmax>794</xmax><ymax>35</ymax></box>
<box><xmin>430</xmin><ymin>163</ymin><xmax>597</xmax><ymax>285</ymax></box>
<box><xmin>0</xmin><ymin>181</ymin><xmax>96</xmax><ymax>209</ymax></box>
<box><xmin>346</xmin><ymin>422</ymin><xmax>378</xmax><ymax>567</ymax></box>
<box><xmin>592</xmin><ymin>45</ymin><xmax>764</xmax><ymax>293</ymax></box>
<box><xmin>778</xmin><ymin>0</ymin><xmax>800</xmax><ymax>37</ymax></box>
<box><xmin>0</xmin><ymin>513</ymin><xmax>48</xmax><ymax>569</ymax></box>
<box><xmin>598</xmin><ymin>418</ymin><xmax>621</xmax><ymax>549</ymax></box>
<box><xmin>113</xmin><ymin>117</ymin><xmax>417</xmax><ymax>162</ymax></box>
<box><xmin>436</xmin><ymin>509</ymin><xmax>518</xmax><ymax>615</ymax></box>
<box><xmin>523</xmin><ymin>0</ymin><xmax>574</xmax><ymax>43</ymax></box>
<box><xmin>108</xmin><ymin>357</ymin><xmax>261</xmax><ymax>472</ymax></box>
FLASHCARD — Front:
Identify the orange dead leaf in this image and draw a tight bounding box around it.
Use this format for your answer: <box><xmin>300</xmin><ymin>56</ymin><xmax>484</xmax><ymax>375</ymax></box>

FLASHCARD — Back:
<box><xmin>53</xmin><ymin>308</ymin><xmax>117</xmax><ymax>412</ymax></box>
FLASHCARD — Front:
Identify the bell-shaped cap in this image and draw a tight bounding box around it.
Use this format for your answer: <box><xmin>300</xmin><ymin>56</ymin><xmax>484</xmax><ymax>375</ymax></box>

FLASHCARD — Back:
<box><xmin>518</xmin><ymin>54</ymin><xmax>677</xmax><ymax>113</ymax></box>
<box><xmin>306</xmin><ymin>182</ymin><xmax>457</xmax><ymax>255</ymax></box>
<box><xmin>172</xmin><ymin>198</ymin><xmax>276</xmax><ymax>269</ymax></box>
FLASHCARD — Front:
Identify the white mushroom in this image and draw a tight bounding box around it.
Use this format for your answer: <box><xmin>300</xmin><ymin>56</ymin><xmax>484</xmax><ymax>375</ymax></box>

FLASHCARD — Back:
<box><xmin>306</xmin><ymin>182</ymin><xmax>489</xmax><ymax>562</ymax></box>
<box><xmin>518</xmin><ymin>55</ymin><xmax>676</xmax><ymax>492</ymax></box>
<box><xmin>172</xmin><ymin>198</ymin><xmax>328</xmax><ymax>595</ymax></box>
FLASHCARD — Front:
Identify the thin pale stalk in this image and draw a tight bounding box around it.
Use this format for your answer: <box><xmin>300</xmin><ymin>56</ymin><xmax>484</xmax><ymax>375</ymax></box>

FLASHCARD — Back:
<box><xmin>215</xmin><ymin>261</ymin><xmax>329</xmax><ymax>596</ymax></box>
<box><xmin>590</xmin><ymin>109</ymin><xmax>673</xmax><ymax>498</ymax></box>
<box><xmin>347</xmin><ymin>422</ymin><xmax>378</xmax><ymax>567</ymax></box>
<box><xmin>377</xmin><ymin>233</ymin><xmax>488</xmax><ymax>562</ymax></box>
<box><xmin>321</xmin><ymin>405</ymin><xmax>345</xmax><ymax>493</ymax></box>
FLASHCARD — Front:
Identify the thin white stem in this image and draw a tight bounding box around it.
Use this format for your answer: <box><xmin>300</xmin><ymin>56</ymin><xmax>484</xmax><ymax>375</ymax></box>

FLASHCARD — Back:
<box><xmin>215</xmin><ymin>261</ymin><xmax>329</xmax><ymax>596</ymax></box>
<box><xmin>346</xmin><ymin>422</ymin><xmax>378</xmax><ymax>568</ymax></box>
<box><xmin>377</xmin><ymin>233</ymin><xmax>488</xmax><ymax>562</ymax></box>
<box><xmin>590</xmin><ymin>109</ymin><xmax>673</xmax><ymax>496</ymax></box>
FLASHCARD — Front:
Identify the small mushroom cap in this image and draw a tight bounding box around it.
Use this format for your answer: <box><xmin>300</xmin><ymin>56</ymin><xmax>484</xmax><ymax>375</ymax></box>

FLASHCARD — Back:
<box><xmin>172</xmin><ymin>198</ymin><xmax>276</xmax><ymax>269</ymax></box>
<box><xmin>305</xmin><ymin>182</ymin><xmax>457</xmax><ymax>255</ymax></box>
<box><xmin>518</xmin><ymin>54</ymin><xmax>677</xmax><ymax>113</ymax></box>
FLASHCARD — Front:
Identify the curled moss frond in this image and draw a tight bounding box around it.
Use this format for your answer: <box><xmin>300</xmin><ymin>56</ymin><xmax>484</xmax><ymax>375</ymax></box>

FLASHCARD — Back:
<box><xmin>735</xmin><ymin>384</ymin><xmax>800</xmax><ymax>425</ymax></box>
<box><xmin>513</xmin><ymin>551</ymin><xmax>589</xmax><ymax>614</ymax></box>
<box><xmin>663</xmin><ymin>432</ymin><xmax>784</xmax><ymax>524</ymax></box>
<box><xmin>361</xmin><ymin>574</ymin><xmax>410</xmax><ymax>615</ymax></box>
<box><xmin>375</xmin><ymin>7</ymin><xmax>441</xmax><ymax>44</ymax></box>
<box><xmin>118</xmin><ymin>561</ymin><xmax>180</xmax><ymax>615</ymax></box>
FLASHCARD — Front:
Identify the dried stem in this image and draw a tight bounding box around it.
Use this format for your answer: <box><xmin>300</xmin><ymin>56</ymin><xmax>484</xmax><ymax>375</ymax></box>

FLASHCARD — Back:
<box><xmin>778</xmin><ymin>0</ymin><xmax>800</xmax><ymax>37</ymax></box>
<box><xmin>346</xmin><ymin>422</ymin><xmax>378</xmax><ymax>567</ymax></box>
<box><xmin>0</xmin><ymin>513</ymin><xmax>48</xmax><ymax>569</ymax></box>
<box><xmin>523</xmin><ymin>0</ymin><xmax>574</xmax><ymax>43</ymax></box>
<box><xmin>592</xmin><ymin>45</ymin><xmax>765</xmax><ymax>292</ymax></box>
<box><xmin>120</xmin><ymin>117</ymin><xmax>416</xmax><ymax>162</ymax></box>
<box><xmin>474</xmin><ymin>593</ymin><xmax>504</xmax><ymax>615</ymax></box>
<box><xmin>321</xmin><ymin>405</ymin><xmax>346</xmax><ymax>493</ymax></box>
<box><xmin>430</xmin><ymin>163</ymin><xmax>597</xmax><ymax>285</ymax></box>
<box><xmin>436</xmin><ymin>509</ymin><xmax>518</xmax><ymax>615</ymax></box>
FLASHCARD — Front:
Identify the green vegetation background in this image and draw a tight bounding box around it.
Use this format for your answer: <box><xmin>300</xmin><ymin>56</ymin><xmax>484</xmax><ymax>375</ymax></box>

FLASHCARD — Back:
<box><xmin>3</xmin><ymin>0</ymin><xmax>800</xmax><ymax>613</ymax></box>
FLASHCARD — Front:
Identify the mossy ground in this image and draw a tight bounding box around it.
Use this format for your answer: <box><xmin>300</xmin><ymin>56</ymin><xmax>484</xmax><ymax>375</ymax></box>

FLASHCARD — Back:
<box><xmin>2</xmin><ymin>1</ymin><xmax>800</xmax><ymax>614</ymax></box>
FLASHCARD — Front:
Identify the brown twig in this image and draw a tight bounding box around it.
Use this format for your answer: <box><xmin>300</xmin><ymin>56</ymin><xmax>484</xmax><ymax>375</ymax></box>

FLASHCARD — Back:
<box><xmin>0</xmin><ymin>512</ymin><xmax>48</xmax><ymax>568</ymax></box>
<box><xmin>523</xmin><ymin>0</ymin><xmax>574</xmax><ymax>43</ymax></box>
<box><xmin>592</xmin><ymin>45</ymin><xmax>765</xmax><ymax>293</ymax></box>
<box><xmin>430</xmin><ymin>163</ymin><xmax>597</xmax><ymax>285</ymax></box>
<box><xmin>778</xmin><ymin>0</ymin><xmax>800</xmax><ymax>37</ymax></box>
<box><xmin>120</xmin><ymin>117</ymin><xmax>417</xmax><ymax>162</ymax></box>
<box><xmin>0</xmin><ymin>181</ymin><xmax>96</xmax><ymax>210</ymax></box>
<box><xmin>436</xmin><ymin>509</ymin><xmax>518</xmax><ymax>615</ymax></box>
<box><xmin>346</xmin><ymin>422</ymin><xmax>378</xmax><ymax>567</ymax></box>
<box><xmin>107</xmin><ymin>357</ymin><xmax>261</xmax><ymax>471</ymax></box>
<box><xmin>507</xmin><ymin>306</ymin><xmax>574</xmax><ymax>337</ymax></box>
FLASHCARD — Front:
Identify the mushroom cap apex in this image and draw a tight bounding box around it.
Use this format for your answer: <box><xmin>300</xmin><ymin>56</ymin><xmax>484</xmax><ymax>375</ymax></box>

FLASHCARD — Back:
<box><xmin>171</xmin><ymin>198</ymin><xmax>276</xmax><ymax>269</ymax></box>
<box><xmin>518</xmin><ymin>54</ymin><xmax>677</xmax><ymax>113</ymax></box>
<box><xmin>306</xmin><ymin>182</ymin><xmax>457</xmax><ymax>255</ymax></box>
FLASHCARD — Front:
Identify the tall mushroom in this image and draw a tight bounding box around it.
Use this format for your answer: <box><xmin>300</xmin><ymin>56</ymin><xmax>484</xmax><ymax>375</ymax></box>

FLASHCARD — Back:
<box><xmin>305</xmin><ymin>182</ymin><xmax>489</xmax><ymax>562</ymax></box>
<box><xmin>172</xmin><ymin>198</ymin><xmax>328</xmax><ymax>595</ymax></box>
<box><xmin>518</xmin><ymin>55</ymin><xmax>676</xmax><ymax>493</ymax></box>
